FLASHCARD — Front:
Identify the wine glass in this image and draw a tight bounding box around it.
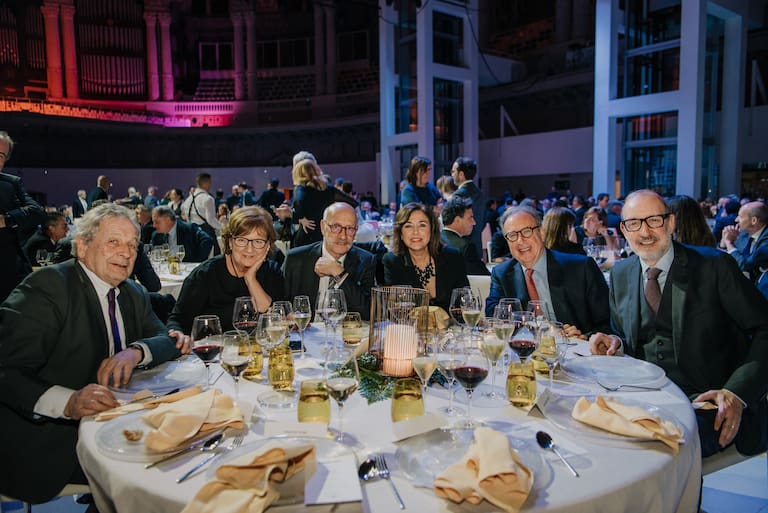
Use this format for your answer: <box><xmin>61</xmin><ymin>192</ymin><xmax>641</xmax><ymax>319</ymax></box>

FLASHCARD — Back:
<box><xmin>270</xmin><ymin>301</ymin><xmax>293</xmax><ymax>321</ymax></box>
<box><xmin>412</xmin><ymin>339</ymin><xmax>438</xmax><ymax>394</ymax></box>
<box><xmin>232</xmin><ymin>296</ymin><xmax>259</xmax><ymax>334</ymax></box>
<box><xmin>324</xmin><ymin>345</ymin><xmax>360</xmax><ymax>444</ymax></box>
<box><xmin>316</xmin><ymin>289</ymin><xmax>347</xmax><ymax>347</ymax></box>
<box><xmin>436</xmin><ymin>334</ymin><xmax>466</xmax><ymax>417</ymax></box>
<box><xmin>190</xmin><ymin>315</ymin><xmax>223</xmax><ymax>388</ymax></box>
<box><xmin>35</xmin><ymin>249</ymin><xmax>49</xmax><ymax>267</ymax></box>
<box><xmin>257</xmin><ymin>311</ymin><xmax>287</xmax><ymax>354</ymax></box>
<box><xmin>509</xmin><ymin>311</ymin><xmax>538</xmax><ymax>362</ymax></box>
<box><xmin>479</xmin><ymin>319</ymin><xmax>509</xmax><ymax>403</ymax></box>
<box><xmin>449</xmin><ymin>287</ymin><xmax>471</xmax><ymax>332</ymax></box>
<box><xmin>460</xmin><ymin>289</ymin><xmax>483</xmax><ymax>334</ymax></box>
<box><xmin>495</xmin><ymin>298</ymin><xmax>523</xmax><ymax>320</ymax></box>
<box><xmin>454</xmin><ymin>346</ymin><xmax>490</xmax><ymax>429</ymax></box>
<box><xmin>175</xmin><ymin>244</ymin><xmax>186</xmax><ymax>263</ymax></box>
<box><xmin>293</xmin><ymin>295</ymin><xmax>312</xmax><ymax>359</ymax></box>
<box><xmin>221</xmin><ymin>330</ymin><xmax>250</xmax><ymax>403</ymax></box>
<box><xmin>536</xmin><ymin>321</ymin><xmax>569</xmax><ymax>388</ymax></box>
<box><xmin>527</xmin><ymin>300</ymin><xmax>554</xmax><ymax>328</ymax></box>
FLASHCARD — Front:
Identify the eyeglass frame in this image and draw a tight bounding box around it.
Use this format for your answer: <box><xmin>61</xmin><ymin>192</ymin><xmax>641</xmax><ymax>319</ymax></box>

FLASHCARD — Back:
<box><xmin>232</xmin><ymin>236</ymin><xmax>269</xmax><ymax>249</ymax></box>
<box><xmin>503</xmin><ymin>225</ymin><xmax>539</xmax><ymax>242</ymax></box>
<box><xmin>323</xmin><ymin>221</ymin><xmax>358</xmax><ymax>236</ymax></box>
<box><xmin>620</xmin><ymin>213</ymin><xmax>671</xmax><ymax>232</ymax></box>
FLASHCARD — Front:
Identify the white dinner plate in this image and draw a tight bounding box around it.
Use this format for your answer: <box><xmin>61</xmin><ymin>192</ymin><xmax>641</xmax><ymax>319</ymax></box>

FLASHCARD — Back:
<box><xmin>206</xmin><ymin>436</ymin><xmax>360</xmax><ymax>506</ymax></box>
<box><xmin>109</xmin><ymin>357</ymin><xmax>206</xmax><ymax>395</ymax></box>
<box><xmin>395</xmin><ymin>426</ymin><xmax>551</xmax><ymax>495</ymax></box>
<box><xmin>95</xmin><ymin>410</ymin><xmax>217</xmax><ymax>462</ymax></box>
<box><xmin>540</xmin><ymin>394</ymin><xmax>686</xmax><ymax>446</ymax></box>
<box><xmin>562</xmin><ymin>355</ymin><xmax>666</xmax><ymax>386</ymax></box>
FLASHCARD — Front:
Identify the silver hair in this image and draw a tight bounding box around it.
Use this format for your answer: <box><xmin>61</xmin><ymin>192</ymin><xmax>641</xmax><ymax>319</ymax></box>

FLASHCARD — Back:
<box><xmin>293</xmin><ymin>150</ymin><xmax>316</xmax><ymax>166</ymax></box>
<box><xmin>152</xmin><ymin>204</ymin><xmax>176</xmax><ymax>221</ymax></box>
<box><xmin>76</xmin><ymin>203</ymin><xmax>139</xmax><ymax>244</ymax></box>
<box><xmin>499</xmin><ymin>205</ymin><xmax>542</xmax><ymax>229</ymax></box>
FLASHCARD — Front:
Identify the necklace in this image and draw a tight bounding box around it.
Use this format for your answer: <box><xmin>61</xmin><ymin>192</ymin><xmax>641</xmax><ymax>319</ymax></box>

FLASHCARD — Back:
<box><xmin>413</xmin><ymin>259</ymin><xmax>435</xmax><ymax>288</ymax></box>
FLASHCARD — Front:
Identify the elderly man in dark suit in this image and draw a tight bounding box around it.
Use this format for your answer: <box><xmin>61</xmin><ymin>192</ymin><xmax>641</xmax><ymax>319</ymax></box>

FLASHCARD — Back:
<box><xmin>451</xmin><ymin>157</ymin><xmax>485</xmax><ymax>258</ymax></box>
<box><xmin>151</xmin><ymin>205</ymin><xmax>213</xmax><ymax>262</ymax></box>
<box><xmin>440</xmin><ymin>196</ymin><xmax>489</xmax><ymax>276</ymax></box>
<box><xmin>590</xmin><ymin>190</ymin><xmax>768</xmax><ymax>457</ymax></box>
<box><xmin>0</xmin><ymin>130</ymin><xmax>46</xmax><ymax>302</ymax></box>
<box><xmin>86</xmin><ymin>175</ymin><xmax>110</xmax><ymax>207</ymax></box>
<box><xmin>485</xmin><ymin>206</ymin><xmax>610</xmax><ymax>338</ymax></box>
<box><xmin>284</xmin><ymin>202</ymin><xmax>375</xmax><ymax>320</ymax></box>
<box><xmin>720</xmin><ymin>201</ymin><xmax>768</xmax><ymax>283</ymax></box>
<box><xmin>23</xmin><ymin>211</ymin><xmax>69</xmax><ymax>265</ymax></box>
<box><xmin>0</xmin><ymin>203</ymin><xmax>189</xmax><ymax>504</ymax></box>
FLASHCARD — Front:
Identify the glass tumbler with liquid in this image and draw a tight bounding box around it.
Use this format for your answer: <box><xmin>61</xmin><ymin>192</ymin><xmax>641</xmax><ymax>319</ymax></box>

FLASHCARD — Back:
<box><xmin>298</xmin><ymin>380</ymin><xmax>331</xmax><ymax>423</ymax></box>
<box><xmin>391</xmin><ymin>377</ymin><xmax>425</xmax><ymax>422</ymax></box>
<box><xmin>268</xmin><ymin>344</ymin><xmax>295</xmax><ymax>390</ymax></box>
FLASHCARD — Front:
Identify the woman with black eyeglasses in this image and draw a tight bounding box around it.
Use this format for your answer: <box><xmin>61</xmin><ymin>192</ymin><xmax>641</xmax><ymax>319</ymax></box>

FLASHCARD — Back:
<box><xmin>167</xmin><ymin>206</ymin><xmax>286</xmax><ymax>333</ymax></box>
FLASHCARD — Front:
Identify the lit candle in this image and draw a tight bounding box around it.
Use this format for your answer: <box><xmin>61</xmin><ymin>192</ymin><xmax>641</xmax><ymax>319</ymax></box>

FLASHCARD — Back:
<box><xmin>381</xmin><ymin>323</ymin><xmax>418</xmax><ymax>377</ymax></box>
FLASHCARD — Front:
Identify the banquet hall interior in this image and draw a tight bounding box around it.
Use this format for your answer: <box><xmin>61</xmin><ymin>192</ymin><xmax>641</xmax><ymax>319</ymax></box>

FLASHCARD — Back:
<box><xmin>1</xmin><ymin>0</ymin><xmax>767</xmax><ymax>511</ymax></box>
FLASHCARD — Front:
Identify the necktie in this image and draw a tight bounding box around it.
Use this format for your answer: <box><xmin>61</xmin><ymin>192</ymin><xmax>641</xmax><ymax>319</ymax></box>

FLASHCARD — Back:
<box><xmin>107</xmin><ymin>288</ymin><xmax>123</xmax><ymax>353</ymax></box>
<box><xmin>525</xmin><ymin>268</ymin><xmax>540</xmax><ymax>302</ymax></box>
<box><xmin>644</xmin><ymin>267</ymin><xmax>662</xmax><ymax>316</ymax></box>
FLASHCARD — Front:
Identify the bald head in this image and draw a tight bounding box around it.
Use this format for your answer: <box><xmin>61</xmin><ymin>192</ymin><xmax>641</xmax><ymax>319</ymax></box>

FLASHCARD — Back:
<box><xmin>736</xmin><ymin>201</ymin><xmax>768</xmax><ymax>234</ymax></box>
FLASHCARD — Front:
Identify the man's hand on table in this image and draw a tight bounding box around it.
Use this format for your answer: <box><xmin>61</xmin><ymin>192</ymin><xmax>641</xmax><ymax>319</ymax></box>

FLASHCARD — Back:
<box><xmin>589</xmin><ymin>332</ymin><xmax>622</xmax><ymax>355</ymax></box>
<box><xmin>170</xmin><ymin>329</ymin><xmax>191</xmax><ymax>354</ymax></box>
<box><xmin>693</xmin><ymin>389</ymin><xmax>744</xmax><ymax>448</ymax></box>
<box><xmin>562</xmin><ymin>323</ymin><xmax>587</xmax><ymax>339</ymax></box>
<box><xmin>97</xmin><ymin>348</ymin><xmax>143</xmax><ymax>387</ymax></box>
<box><xmin>64</xmin><ymin>383</ymin><xmax>119</xmax><ymax>420</ymax></box>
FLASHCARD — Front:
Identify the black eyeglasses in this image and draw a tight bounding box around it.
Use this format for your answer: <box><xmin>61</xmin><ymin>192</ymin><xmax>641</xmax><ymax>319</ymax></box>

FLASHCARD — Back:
<box><xmin>503</xmin><ymin>226</ymin><xmax>539</xmax><ymax>242</ymax></box>
<box><xmin>620</xmin><ymin>213</ymin><xmax>671</xmax><ymax>232</ymax></box>
<box><xmin>232</xmin><ymin>237</ymin><xmax>268</xmax><ymax>249</ymax></box>
<box><xmin>325</xmin><ymin>223</ymin><xmax>358</xmax><ymax>236</ymax></box>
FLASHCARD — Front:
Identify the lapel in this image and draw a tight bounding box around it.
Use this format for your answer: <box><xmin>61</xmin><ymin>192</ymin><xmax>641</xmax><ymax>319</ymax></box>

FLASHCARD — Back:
<box><xmin>668</xmin><ymin>243</ymin><xmax>689</xmax><ymax>363</ymax></box>
<box><xmin>117</xmin><ymin>282</ymin><xmax>137</xmax><ymax>344</ymax></box>
<box><xmin>621</xmin><ymin>256</ymin><xmax>642</xmax><ymax>352</ymax></box>
<box><xmin>510</xmin><ymin>262</ymin><xmax>530</xmax><ymax>304</ymax></box>
<box><xmin>307</xmin><ymin>243</ymin><xmax>323</xmax><ymax>307</ymax></box>
<box><xmin>343</xmin><ymin>246</ymin><xmax>359</xmax><ymax>279</ymax></box>
<box><xmin>73</xmin><ymin>261</ymin><xmax>111</xmax><ymax>359</ymax></box>
<box><xmin>545</xmin><ymin>251</ymin><xmax>569</xmax><ymax>320</ymax></box>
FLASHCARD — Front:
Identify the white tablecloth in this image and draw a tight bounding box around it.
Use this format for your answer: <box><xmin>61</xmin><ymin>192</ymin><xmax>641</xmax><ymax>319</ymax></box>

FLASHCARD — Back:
<box><xmin>77</xmin><ymin>331</ymin><xmax>701</xmax><ymax>513</ymax></box>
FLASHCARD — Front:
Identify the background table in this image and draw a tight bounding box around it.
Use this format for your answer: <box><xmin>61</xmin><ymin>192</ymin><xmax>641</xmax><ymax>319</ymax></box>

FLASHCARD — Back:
<box><xmin>77</xmin><ymin>329</ymin><xmax>702</xmax><ymax>513</ymax></box>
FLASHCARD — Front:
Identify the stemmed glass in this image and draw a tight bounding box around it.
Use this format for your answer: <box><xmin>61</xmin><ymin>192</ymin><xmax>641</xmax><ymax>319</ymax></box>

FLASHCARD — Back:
<box><xmin>324</xmin><ymin>346</ymin><xmax>360</xmax><ymax>444</ymax></box>
<box><xmin>509</xmin><ymin>311</ymin><xmax>538</xmax><ymax>361</ymax></box>
<box><xmin>35</xmin><ymin>249</ymin><xmax>50</xmax><ymax>267</ymax></box>
<box><xmin>412</xmin><ymin>339</ymin><xmax>438</xmax><ymax>395</ymax></box>
<box><xmin>506</xmin><ymin>311</ymin><xmax>538</xmax><ymax>407</ymax></box>
<box><xmin>527</xmin><ymin>300</ymin><xmax>554</xmax><ymax>328</ymax></box>
<box><xmin>316</xmin><ymin>289</ymin><xmax>347</xmax><ymax>348</ymax></box>
<box><xmin>496</xmin><ymin>298</ymin><xmax>523</xmax><ymax>319</ymax></box>
<box><xmin>536</xmin><ymin>321</ymin><xmax>569</xmax><ymax>388</ymax></box>
<box><xmin>292</xmin><ymin>295</ymin><xmax>312</xmax><ymax>359</ymax></box>
<box><xmin>449</xmin><ymin>287</ymin><xmax>471</xmax><ymax>333</ymax></box>
<box><xmin>257</xmin><ymin>311</ymin><xmax>288</xmax><ymax>356</ymax></box>
<box><xmin>175</xmin><ymin>244</ymin><xmax>186</xmax><ymax>263</ymax></box>
<box><xmin>454</xmin><ymin>346</ymin><xmax>490</xmax><ymax>429</ymax></box>
<box><xmin>479</xmin><ymin>319</ymin><xmax>509</xmax><ymax>403</ymax></box>
<box><xmin>436</xmin><ymin>334</ymin><xmax>466</xmax><ymax>417</ymax></box>
<box><xmin>191</xmin><ymin>315</ymin><xmax>223</xmax><ymax>389</ymax></box>
<box><xmin>460</xmin><ymin>289</ymin><xmax>483</xmax><ymax>334</ymax></box>
<box><xmin>232</xmin><ymin>296</ymin><xmax>259</xmax><ymax>334</ymax></box>
<box><xmin>221</xmin><ymin>330</ymin><xmax>250</xmax><ymax>403</ymax></box>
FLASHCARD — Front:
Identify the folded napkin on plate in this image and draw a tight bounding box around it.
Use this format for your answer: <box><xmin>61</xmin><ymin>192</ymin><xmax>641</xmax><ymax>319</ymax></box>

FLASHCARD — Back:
<box><xmin>434</xmin><ymin>427</ymin><xmax>533</xmax><ymax>513</ymax></box>
<box><xmin>95</xmin><ymin>386</ymin><xmax>203</xmax><ymax>421</ymax></box>
<box><xmin>142</xmin><ymin>389</ymin><xmax>244</xmax><ymax>452</ymax></box>
<box><xmin>571</xmin><ymin>396</ymin><xmax>685</xmax><ymax>452</ymax></box>
<box><xmin>181</xmin><ymin>441</ymin><xmax>316</xmax><ymax>513</ymax></box>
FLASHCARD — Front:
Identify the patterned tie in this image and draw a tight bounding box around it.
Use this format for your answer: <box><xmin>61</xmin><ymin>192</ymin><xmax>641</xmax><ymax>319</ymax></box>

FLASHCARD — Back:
<box><xmin>107</xmin><ymin>288</ymin><xmax>123</xmax><ymax>352</ymax></box>
<box><xmin>644</xmin><ymin>267</ymin><xmax>662</xmax><ymax>316</ymax></box>
<box><xmin>525</xmin><ymin>268</ymin><xmax>540</xmax><ymax>302</ymax></box>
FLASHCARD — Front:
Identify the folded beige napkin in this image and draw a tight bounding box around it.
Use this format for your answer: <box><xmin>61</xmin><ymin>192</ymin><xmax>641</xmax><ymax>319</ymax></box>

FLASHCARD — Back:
<box><xmin>434</xmin><ymin>427</ymin><xmax>533</xmax><ymax>513</ymax></box>
<box><xmin>410</xmin><ymin>306</ymin><xmax>452</xmax><ymax>330</ymax></box>
<box><xmin>571</xmin><ymin>396</ymin><xmax>685</xmax><ymax>452</ymax></box>
<box><xmin>142</xmin><ymin>389</ymin><xmax>245</xmax><ymax>452</ymax></box>
<box><xmin>95</xmin><ymin>386</ymin><xmax>203</xmax><ymax>421</ymax></box>
<box><xmin>181</xmin><ymin>442</ymin><xmax>316</xmax><ymax>513</ymax></box>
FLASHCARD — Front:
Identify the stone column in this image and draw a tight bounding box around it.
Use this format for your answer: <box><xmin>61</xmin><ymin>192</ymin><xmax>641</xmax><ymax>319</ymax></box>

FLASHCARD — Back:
<box><xmin>231</xmin><ymin>14</ymin><xmax>245</xmax><ymax>100</ymax></box>
<box><xmin>40</xmin><ymin>3</ymin><xmax>63</xmax><ymax>99</ymax></box>
<box><xmin>158</xmin><ymin>12</ymin><xmax>174</xmax><ymax>101</ymax></box>
<box><xmin>324</xmin><ymin>2</ymin><xmax>336</xmax><ymax>95</ymax></box>
<box><xmin>60</xmin><ymin>4</ymin><xmax>78</xmax><ymax>99</ymax></box>
<box><xmin>314</xmin><ymin>5</ymin><xmax>325</xmax><ymax>95</ymax></box>
<box><xmin>144</xmin><ymin>12</ymin><xmax>160</xmax><ymax>100</ymax></box>
<box><xmin>244</xmin><ymin>11</ymin><xmax>257</xmax><ymax>100</ymax></box>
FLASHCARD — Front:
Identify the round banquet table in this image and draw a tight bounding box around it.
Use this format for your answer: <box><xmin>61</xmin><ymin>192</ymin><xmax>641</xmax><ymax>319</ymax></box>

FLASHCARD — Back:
<box><xmin>77</xmin><ymin>329</ymin><xmax>702</xmax><ymax>513</ymax></box>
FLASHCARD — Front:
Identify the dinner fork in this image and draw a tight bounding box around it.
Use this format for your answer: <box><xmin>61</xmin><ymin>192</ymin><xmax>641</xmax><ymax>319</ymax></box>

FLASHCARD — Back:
<box><xmin>176</xmin><ymin>433</ymin><xmax>245</xmax><ymax>483</ymax></box>
<box><xmin>597</xmin><ymin>381</ymin><xmax>661</xmax><ymax>392</ymax></box>
<box><xmin>375</xmin><ymin>454</ymin><xmax>404</xmax><ymax>509</ymax></box>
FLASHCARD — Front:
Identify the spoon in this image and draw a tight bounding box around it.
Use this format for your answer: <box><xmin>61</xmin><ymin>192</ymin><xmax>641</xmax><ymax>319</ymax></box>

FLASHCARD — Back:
<box><xmin>536</xmin><ymin>431</ymin><xmax>579</xmax><ymax>477</ymax></box>
<box><xmin>358</xmin><ymin>458</ymin><xmax>378</xmax><ymax>481</ymax></box>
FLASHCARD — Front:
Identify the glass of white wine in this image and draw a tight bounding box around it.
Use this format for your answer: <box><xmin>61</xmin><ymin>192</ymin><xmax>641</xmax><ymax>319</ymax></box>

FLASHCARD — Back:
<box><xmin>220</xmin><ymin>330</ymin><xmax>250</xmax><ymax>403</ymax></box>
<box><xmin>412</xmin><ymin>340</ymin><xmax>438</xmax><ymax>395</ymax></box>
<box><xmin>297</xmin><ymin>379</ymin><xmax>331</xmax><ymax>424</ymax></box>
<box><xmin>324</xmin><ymin>346</ymin><xmax>360</xmax><ymax>444</ymax></box>
<box><xmin>478</xmin><ymin>320</ymin><xmax>508</xmax><ymax>403</ymax></box>
<box><xmin>391</xmin><ymin>378</ymin><xmax>424</xmax><ymax>422</ymax></box>
<box><xmin>460</xmin><ymin>288</ymin><xmax>483</xmax><ymax>334</ymax></box>
<box><xmin>293</xmin><ymin>295</ymin><xmax>312</xmax><ymax>359</ymax></box>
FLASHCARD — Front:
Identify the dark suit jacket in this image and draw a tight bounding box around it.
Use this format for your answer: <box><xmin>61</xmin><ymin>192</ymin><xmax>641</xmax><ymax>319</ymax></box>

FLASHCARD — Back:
<box><xmin>382</xmin><ymin>246</ymin><xmax>470</xmax><ymax>312</ymax></box>
<box><xmin>86</xmin><ymin>186</ymin><xmax>108</xmax><ymax>207</ymax></box>
<box><xmin>453</xmin><ymin>181</ymin><xmax>485</xmax><ymax>258</ymax></box>
<box><xmin>140</xmin><ymin>221</ymin><xmax>155</xmax><ymax>245</ymax></box>
<box><xmin>610</xmin><ymin>243</ymin><xmax>768</xmax><ymax>454</ymax></box>
<box><xmin>730</xmin><ymin>229</ymin><xmax>768</xmax><ymax>282</ymax></box>
<box><xmin>441</xmin><ymin>228</ymin><xmax>489</xmax><ymax>276</ymax></box>
<box><xmin>72</xmin><ymin>197</ymin><xmax>87</xmax><ymax>219</ymax></box>
<box><xmin>291</xmin><ymin>186</ymin><xmax>335</xmax><ymax>248</ymax></box>
<box><xmin>256</xmin><ymin>188</ymin><xmax>285</xmax><ymax>213</ymax></box>
<box><xmin>0</xmin><ymin>173</ymin><xmax>45</xmax><ymax>302</ymax></box>
<box><xmin>23</xmin><ymin>230</ymin><xmax>55</xmax><ymax>265</ymax></box>
<box><xmin>486</xmin><ymin>249</ymin><xmax>610</xmax><ymax>336</ymax></box>
<box><xmin>151</xmin><ymin>219</ymin><xmax>213</xmax><ymax>263</ymax></box>
<box><xmin>284</xmin><ymin>242</ymin><xmax>375</xmax><ymax>320</ymax></box>
<box><xmin>0</xmin><ymin>260</ymin><xmax>179</xmax><ymax>502</ymax></box>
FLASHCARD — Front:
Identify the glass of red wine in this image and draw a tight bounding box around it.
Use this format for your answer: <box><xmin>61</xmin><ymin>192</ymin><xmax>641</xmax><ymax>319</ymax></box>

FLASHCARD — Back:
<box><xmin>510</xmin><ymin>311</ymin><xmax>538</xmax><ymax>362</ymax></box>
<box><xmin>191</xmin><ymin>315</ymin><xmax>223</xmax><ymax>389</ymax></box>
<box><xmin>454</xmin><ymin>346</ymin><xmax>490</xmax><ymax>429</ymax></box>
<box><xmin>232</xmin><ymin>296</ymin><xmax>259</xmax><ymax>334</ymax></box>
